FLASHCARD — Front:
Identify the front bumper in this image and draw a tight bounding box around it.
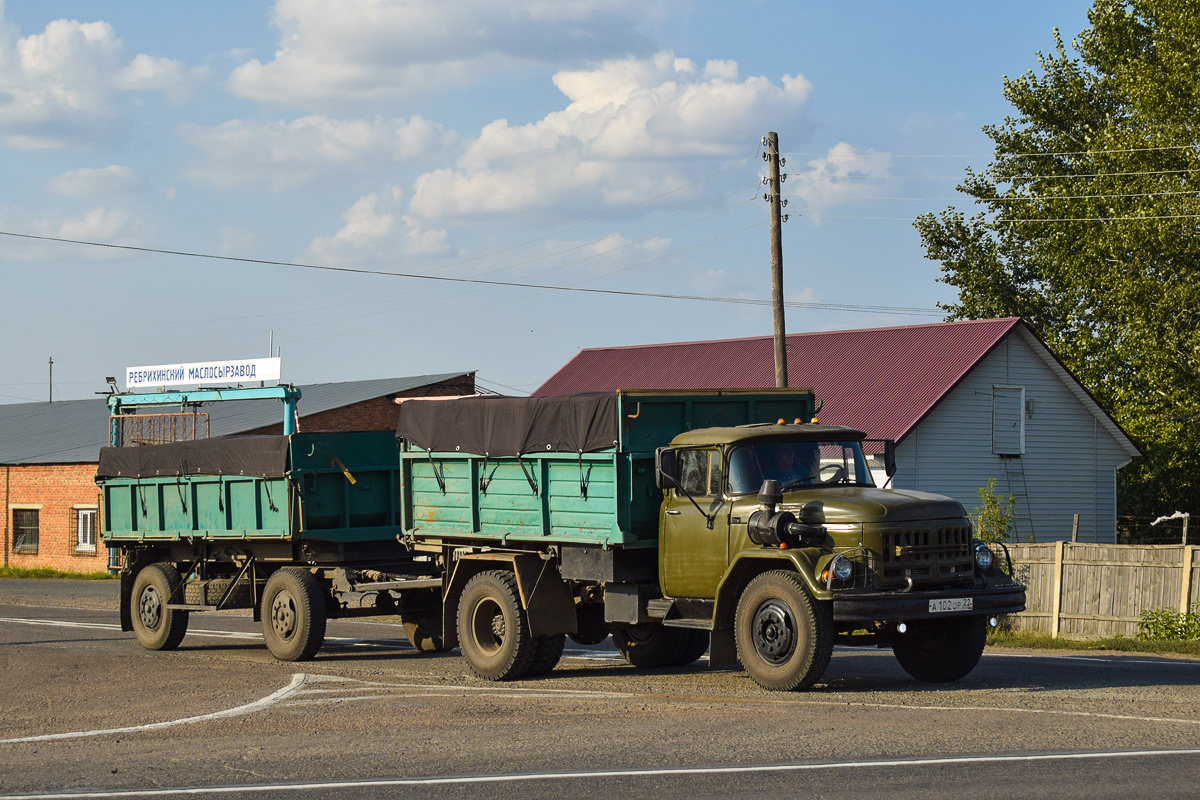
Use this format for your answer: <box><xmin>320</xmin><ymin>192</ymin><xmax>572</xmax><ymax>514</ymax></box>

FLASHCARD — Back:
<box><xmin>831</xmin><ymin>583</ymin><xmax>1026</xmax><ymax>622</ymax></box>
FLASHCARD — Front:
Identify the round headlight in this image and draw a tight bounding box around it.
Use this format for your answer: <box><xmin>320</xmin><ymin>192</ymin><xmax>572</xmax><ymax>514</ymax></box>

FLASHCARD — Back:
<box><xmin>974</xmin><ymin>544</ymin><xmax>994</xmax><ymax>570</ymax></box>
<box><xmin>831</xmin><ymin>555</ymin><xmax>853</xmax><ymax>581</ymax></box>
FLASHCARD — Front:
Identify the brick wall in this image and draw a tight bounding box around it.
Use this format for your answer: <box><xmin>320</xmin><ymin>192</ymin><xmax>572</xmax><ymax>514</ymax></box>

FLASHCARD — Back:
<box><xmin>2</xmin><ymin>463</ymin><xmax>110</xmax><ymax>572</ymax></box>
<box><xmin>249</xmin><ymin>376</ymin><xmax>476</xmax><ymax>434</ymax></box>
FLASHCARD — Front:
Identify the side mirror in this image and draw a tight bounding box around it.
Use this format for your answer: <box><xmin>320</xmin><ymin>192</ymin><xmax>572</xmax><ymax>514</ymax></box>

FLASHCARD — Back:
<box><xmin>883</xmin><ymin>439</ymin><xmax>897</xmax><ymax>477</ymax></box>
<box><xmin>655</xmin><ymin>447</ymin><xmax>679</xmax><ymax>490</ymax></box>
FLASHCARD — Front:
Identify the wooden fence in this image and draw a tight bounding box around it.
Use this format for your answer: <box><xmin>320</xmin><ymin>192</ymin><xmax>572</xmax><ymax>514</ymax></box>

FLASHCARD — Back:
<box><xmin>1006</xmin><ymin>542</ymin><xmax>1200</xmax><ymax>639</ymax></box>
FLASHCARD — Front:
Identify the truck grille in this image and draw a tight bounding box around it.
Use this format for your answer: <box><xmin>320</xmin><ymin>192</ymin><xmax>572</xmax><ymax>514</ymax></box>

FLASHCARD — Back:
<box><xmin>877</xmin><ymin>526</ymin><xmax>973</xmax><ymax>586</ymax></box>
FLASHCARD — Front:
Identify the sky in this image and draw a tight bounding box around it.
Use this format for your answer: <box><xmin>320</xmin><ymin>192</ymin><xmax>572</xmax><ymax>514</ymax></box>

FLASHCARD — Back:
<box><xmin>0</xmin><ymin>0</ymin><xmax>1095</xmax><ymax>403</ymax></box>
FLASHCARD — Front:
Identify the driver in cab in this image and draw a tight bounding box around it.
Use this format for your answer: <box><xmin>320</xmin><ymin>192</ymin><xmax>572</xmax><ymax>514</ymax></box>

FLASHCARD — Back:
<box><xmin>763</xmin><ymin>443</ymin><xmax>819</xmax><ymax>488</ymax></box>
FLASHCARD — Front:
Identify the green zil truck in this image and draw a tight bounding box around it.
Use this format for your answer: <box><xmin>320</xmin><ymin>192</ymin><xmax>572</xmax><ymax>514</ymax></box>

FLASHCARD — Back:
<box><xmin>98</xmin><ymin>387</ymin><xmax>1025</xmax><ymax>690</ymax></box>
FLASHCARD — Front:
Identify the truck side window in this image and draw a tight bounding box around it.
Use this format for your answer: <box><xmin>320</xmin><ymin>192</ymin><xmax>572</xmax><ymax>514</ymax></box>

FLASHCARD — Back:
<box><xmin>678</xmin><ymin>449</ymin><xmax>722</xmax><ymax>497</ymax></box>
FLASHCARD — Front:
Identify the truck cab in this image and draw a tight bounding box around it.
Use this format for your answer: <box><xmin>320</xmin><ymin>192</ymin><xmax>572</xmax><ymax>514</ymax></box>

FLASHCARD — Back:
<box><xmin>653</xmin><ymin>423</ymin><xmax>1025</xmax><ymax>690</ymax></box>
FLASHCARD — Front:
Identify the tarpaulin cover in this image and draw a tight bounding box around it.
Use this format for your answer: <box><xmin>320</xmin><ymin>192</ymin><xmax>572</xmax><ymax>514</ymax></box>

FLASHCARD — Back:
<box><xmin>395</xmin><ymin>394</ymin><xmax>618</xmax><ymax>456</ymax></box>
<box><xmin>96</xmin><ymin>436</ymin><xmax>291</xmax><ymax>479</ymax></box>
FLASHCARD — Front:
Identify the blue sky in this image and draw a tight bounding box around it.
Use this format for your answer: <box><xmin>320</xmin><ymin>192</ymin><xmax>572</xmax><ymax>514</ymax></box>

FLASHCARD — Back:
<box><xmin>0</xmin><ymin>0</ymin><xmax>1092</xmax><ymax>402</ymax></box>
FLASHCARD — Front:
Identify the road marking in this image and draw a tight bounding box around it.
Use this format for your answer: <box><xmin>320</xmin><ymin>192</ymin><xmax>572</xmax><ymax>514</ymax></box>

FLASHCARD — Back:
<box><xmin>1</xmin><ymin>748</ymin><xmax>1198</xmax><ymax>798</ymax></box>
<box><xmin>0</xmin><ymin>674</ymin><xmax>307</xmax><ymax>744</ymax></box>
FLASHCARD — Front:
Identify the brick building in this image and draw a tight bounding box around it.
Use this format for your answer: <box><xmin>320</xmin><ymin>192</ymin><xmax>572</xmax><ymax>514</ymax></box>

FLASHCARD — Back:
<box><xmin>0</xmin><ymin>372</ymin><xmax>474</xmax><ymax>571</ymax></box>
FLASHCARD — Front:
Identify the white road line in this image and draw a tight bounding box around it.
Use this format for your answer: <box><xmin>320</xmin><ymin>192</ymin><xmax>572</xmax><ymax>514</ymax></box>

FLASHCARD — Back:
<box><xmin>0</xmin><ymin>674</ymin><xmax>307</xmax><ymax>744</ymax></box>
<box><xmin>1</xmin><ymin>748</ymin><xmax>1198</xmax><ymax>798</ymax></box>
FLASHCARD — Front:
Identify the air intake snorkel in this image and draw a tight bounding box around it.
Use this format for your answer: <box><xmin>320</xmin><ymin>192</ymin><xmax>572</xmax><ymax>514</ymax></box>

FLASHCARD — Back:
<box><xmin>747</xmin><ymin>480</ymin><xmax>825</xmax><ymax>547</ymax></box>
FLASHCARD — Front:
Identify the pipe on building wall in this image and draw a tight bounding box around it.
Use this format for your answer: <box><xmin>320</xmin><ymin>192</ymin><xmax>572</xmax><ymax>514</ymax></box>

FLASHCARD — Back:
<box><xmin>4</xmin><ymin>465</ymin><xmax>9</xmax><ymax>568</ymax></box>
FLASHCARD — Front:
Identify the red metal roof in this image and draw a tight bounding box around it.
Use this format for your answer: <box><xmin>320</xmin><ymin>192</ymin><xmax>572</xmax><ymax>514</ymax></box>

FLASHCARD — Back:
<box><xmin>533</xmin><ymin>318</ymin><xmax>1025</xmax><ymax>442</ymax></box>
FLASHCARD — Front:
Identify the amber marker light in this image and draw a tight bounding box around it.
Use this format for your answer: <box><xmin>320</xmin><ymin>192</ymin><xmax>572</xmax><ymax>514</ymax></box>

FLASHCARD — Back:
<box><xmin>810</xmin><ymin>416</ymin><xmax>819</xmax><ymax>423</ymax></box>
<box><xmin>777</xmin><ymin>418</ymin><xmax>786</xmax><ymax>424</ymax></box>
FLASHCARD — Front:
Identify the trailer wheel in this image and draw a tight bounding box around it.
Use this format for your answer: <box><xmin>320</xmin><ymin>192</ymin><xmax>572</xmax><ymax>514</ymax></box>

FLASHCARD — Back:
<box><xmin>527</xmin><ymin>634</ymin><xmax>567</xmax><ymax>676</ymax></box>
<box><xmin>402</xmin><ymin>613</ymin><xmax>446</xmax><ymax>653</ymax></box>
<box><xmin>262</xmin><ymin>568</ymin><xmax>327</xmax><ymax>662</ymax></box>
<box><xmin>569</xmin><ymin>601</ymin><xmax>608</xmax><ymax>646</ymax></box>
<box><xmin>613</xmin><ymin>623</ymin><xmax>691</xmax><ymax>668</ymax></box>
<box><xmin>735</xmin><ymin>570</ymin><xmax>832</xmax><ymax>691</ymax></box>
<box><xmin>131</xmin><ymin>563</ymin><xmax>189</xmax><ymax>651</ymax></box>
<box><xmin>892</xmin><ymin>615</ymin><xmax>987</xmax><ymax>682</ymax></box>
<box><xmin>457</xmin><ymin>570</ymin><xmax>537</xmax><ymax>681</ymax></box>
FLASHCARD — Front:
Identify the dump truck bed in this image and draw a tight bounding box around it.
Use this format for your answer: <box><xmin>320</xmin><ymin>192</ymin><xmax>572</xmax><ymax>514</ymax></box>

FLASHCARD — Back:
<box><xmin>396</xmin><ymin>389</ymin><xmax>815</xmax><ymax>548</ymax></box>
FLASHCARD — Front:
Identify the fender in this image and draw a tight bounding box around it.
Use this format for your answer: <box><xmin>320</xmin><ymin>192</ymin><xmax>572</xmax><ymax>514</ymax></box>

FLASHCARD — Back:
<box><xmin>706</xmin><ymin>548</ymin><xmax>830</xmax><ymax>666</ymax></box>
<box><xmin>442</xmin><ymin>551</ymin><xmax>578</xmax><ymax>646</ymax></box>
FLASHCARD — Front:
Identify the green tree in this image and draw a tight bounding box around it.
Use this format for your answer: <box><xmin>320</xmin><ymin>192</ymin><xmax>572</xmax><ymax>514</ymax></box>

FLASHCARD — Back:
<box><xmin>972</xmin><ymin>478</ymin><xmax>1016</xmax><ymax>545</ymax></box>
<box><xmin>915</xmin><ymin>0</ymin><xmax>1200</xmax><ymax>525</ymax></box>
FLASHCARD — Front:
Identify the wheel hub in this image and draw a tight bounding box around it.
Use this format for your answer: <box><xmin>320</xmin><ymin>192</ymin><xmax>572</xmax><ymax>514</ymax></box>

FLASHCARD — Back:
<box><xmin>752</xmin><ymin>600</ymin><xmax>797</xmax><ymax>664</ymax></box>
<box><xmin>271</xmin><ymin>590</ymin><xmax>297</xmax><ymax>639</ymax></box>
<box><xmin>490</xmin><ymin>613</ymin><xmax>506</xmax><ymax>640</ymax></box>
<box><xmin>138</xmin><ymin>586</ymin><xmax>162</xmax><ymax>630</ymax></box>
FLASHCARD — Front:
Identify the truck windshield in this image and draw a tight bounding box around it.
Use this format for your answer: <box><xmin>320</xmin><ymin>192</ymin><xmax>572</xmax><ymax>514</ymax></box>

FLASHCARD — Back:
<box><xmin>727</xmin><ymin>440</ymin><xmax>875</xmax><ymax>494</ymax></box>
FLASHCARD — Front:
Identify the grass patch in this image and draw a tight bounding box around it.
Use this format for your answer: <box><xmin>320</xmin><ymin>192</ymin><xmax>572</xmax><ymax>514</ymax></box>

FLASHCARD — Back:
<box><xmin>0</xmin><ymin>566</ymin><xmax>117</xmax><ymax>580</ymax></box>
<box><xmin>988</xmin><ymin>630</ymin><xmax>1200</xmax><ymax>657</ymax></box>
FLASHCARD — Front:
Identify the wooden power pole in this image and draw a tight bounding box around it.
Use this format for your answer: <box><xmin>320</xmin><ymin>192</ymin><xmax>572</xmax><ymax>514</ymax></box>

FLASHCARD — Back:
<box><xmin>765</xmin><ymin>132</ymin><xmax>788</xmax><ymax>388</ymax></box>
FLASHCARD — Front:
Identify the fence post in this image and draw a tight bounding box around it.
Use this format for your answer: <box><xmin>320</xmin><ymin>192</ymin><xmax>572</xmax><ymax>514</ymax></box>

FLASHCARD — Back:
<box><xmin>1071</xmin><ymin>514</ymin><xmax>1079</xmax><ymax>542</ymax></box>
<box><xmin>1050</xmin><ymin>540</ymin><xmax>1066</xmax><ymax>638</ymax></box>
<box><xmin>1181</xmin><ymin>545</ymin><xmax>1196</xmax><ymax>614</ymax></box>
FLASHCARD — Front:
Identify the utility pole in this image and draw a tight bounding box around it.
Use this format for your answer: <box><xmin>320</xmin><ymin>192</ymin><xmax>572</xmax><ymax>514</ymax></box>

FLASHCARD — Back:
<box><xmin>48</xmin><ymin>357</ymin><xmax>53</xmax><ymax>403</ymax></box>
<box><xmin>764</xmin><ymin>131</ymin><xmax>788</xmax><ymax>388</ymax></box>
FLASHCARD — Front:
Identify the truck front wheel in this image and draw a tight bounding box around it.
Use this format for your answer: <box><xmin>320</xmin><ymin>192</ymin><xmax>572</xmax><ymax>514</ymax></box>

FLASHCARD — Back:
<box><xmin>892</xmin><ymin>615</ymin><xmax>987</xmax><ymax>682</ymax></box>
<box><xmin>131</xmin><ymin>563</ymin><xmax>189</xmax><ymax>651</ymax></box>
<box><xmin>735</xmin><ymin>570</ymin><xmax>832</xmax><ymax>691</ymax></box>
<box><xmin>261</xmin><ymin>568</ymin><xmax>327</xmax><ymax>662</ymax></box>
<box><xmin>457</xmin><ymin>570</ymin><xmax>537</xmax><ymax>681</ymax></box>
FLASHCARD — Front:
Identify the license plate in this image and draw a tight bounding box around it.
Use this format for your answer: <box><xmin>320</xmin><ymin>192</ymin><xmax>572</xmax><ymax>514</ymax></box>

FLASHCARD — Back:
<box><xmin>929</xmin><ymin>597</ymin><xmax>973</xmax><ymax>613</ymax></box>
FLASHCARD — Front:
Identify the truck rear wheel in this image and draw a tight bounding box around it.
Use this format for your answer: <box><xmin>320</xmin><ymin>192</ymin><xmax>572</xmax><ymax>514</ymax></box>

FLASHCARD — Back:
<box><xmin>735</xmin><ymin>570</ymin><xmax>832</xmax><ymax>691</ymax></box>
<box><xmin>527</xmin><ymin>634</ymin><xmax>567</xmax><ymax>676</ymax></box>
<box><xmin>892</xmin><ymin>615</ymin><xmax>987</xmax><ymax>682</ymax></box>
<box><xmin>403</xmin><ymin>613</ymin><xmax>446</xmax><ymax>653</ymax></box>
<box><xmin>262</xmin><ymin>568</ymin><xmax>327</xmax><ymax>662</ymax></box>
<box><xmin>457</xmin><ymin>570</ymin><xmax>537</xmax><ymax>681</ymax></box>
<box><xmin>613</xmin><ymin>623</ymin><xmax>691</xmax><ymax>668</ymax></box>
<box><xmin>131</xmin><ymin>563</ymin><xmax>189</xmax><ymax>651</ymax></box>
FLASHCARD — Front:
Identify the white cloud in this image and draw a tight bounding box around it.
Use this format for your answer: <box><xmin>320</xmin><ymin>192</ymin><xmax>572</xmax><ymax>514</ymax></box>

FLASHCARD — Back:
<box><xmin>309</xmin><ymin>188</ymin><xmax>450</xmax><ymax>263</ymax></box>
<box><xmin>409</xmin><ymin>52</ymin><xmax>812</xmax><ymax>218</ymax></box>
<box><xmin>113</xmin><ymin>54</ymin><xmax>207</xmax><ymax>101</ymax></box>
<box><xmin>47</xmin><ymin>164</ymin><xmax>140</xmax><ymax>197</ymax></box>
<box><xmin>181</xmin><ymin>115</ymin><xmax>454</xmax><ymax>191</ymax></box>
<box><xmin>0</xmin><ymin>203</ymin><xmax>150</xmax><ymax>259</ymax></box>
<box><xmin>789</xmin><ymin>142</ymin><xmax>891</xmax><ymax>222</ymax></box>
<box><xmin>228</xmin><ymin>0</ymin><xmax>658</xmax><ymax>109</ymax></box>
<box><xmin>0</xmin><ymin>11</ymin><xmax>206</xmax><ymax>149</ymax></box>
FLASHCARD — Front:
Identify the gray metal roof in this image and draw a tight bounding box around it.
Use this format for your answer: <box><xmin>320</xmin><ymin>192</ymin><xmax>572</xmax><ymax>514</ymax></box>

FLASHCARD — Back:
<box><xmin>0</xmin><ymin>372</ymin><xmax>472</xmax><ymax>464</ymax></box>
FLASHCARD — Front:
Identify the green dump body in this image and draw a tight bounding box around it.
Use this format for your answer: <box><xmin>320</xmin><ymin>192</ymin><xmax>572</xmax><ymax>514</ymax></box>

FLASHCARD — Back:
<box><xmin>99</xmin><ymin>431</ymin><xmax>406</xmax><ymax>545</ymax></box>
<box><xmin>399</xmin><ymin>389</ymin><xmax>815</xmax><ymax>549</ymax></box>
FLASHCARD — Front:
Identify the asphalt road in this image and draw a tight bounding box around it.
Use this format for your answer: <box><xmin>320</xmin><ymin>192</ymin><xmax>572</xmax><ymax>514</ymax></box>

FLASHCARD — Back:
<box><xmin>2</xmin><ymin>579</ymin><xmax>1200</xmax><ymax>799</ymax></box>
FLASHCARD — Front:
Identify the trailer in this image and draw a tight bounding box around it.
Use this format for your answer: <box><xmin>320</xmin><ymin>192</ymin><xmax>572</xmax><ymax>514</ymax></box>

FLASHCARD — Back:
<box><xmin>99</xmin><ymin>387</ymin><xmax>1024</xmax><ymax>690</ymax></box>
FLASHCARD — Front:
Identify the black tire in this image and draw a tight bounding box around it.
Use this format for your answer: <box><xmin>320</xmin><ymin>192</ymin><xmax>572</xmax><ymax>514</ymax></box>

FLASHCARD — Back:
<box><xmin>892</xmin><ymin>615</ymin><xmax>988</xmax><ymax>682</ymax></box>
<box><xmin>613</xmin><ymin>623</ymin><xmax>691</xmax><ymax>668</ymax></box>
<box><xmin>261</xmin><ymin>567</ymin><xmax>327</xmax><ymax>662</ymax></box>
<box><xmin>457</xmin><ymin>570</ymin><xmax>537</xmax><ymax>681</ymax></box>
<box><xmin>402</xmin><ymin>612</ymin><xmax>447</xmax><ymax>653</ymax></box>
<box><xmin>527</xmin><ymin>633</ymin><xmax>567</xmax><ymax>676</ymax></box>
<box><xmin>673</xmin><ymin>629</ymin><xmax>710</xmax><ymax>666</ymax></box>
<box><xmin>735</xmin><ymin>570</ymin><xmax>832</xmax><ymax>691</ymax></box>
<box><xmin>131</xmin><ymin>563</ymin><xmax>189</xmax><ymax>651</ymax></box>
<box><xmin>569</xmin><ymin>601</ymin><xmax>609</xmax><ymax>646</ymax></box>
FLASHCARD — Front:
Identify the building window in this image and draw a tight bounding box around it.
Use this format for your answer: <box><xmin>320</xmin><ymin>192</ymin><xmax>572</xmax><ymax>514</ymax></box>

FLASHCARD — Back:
<box><xmin>13</xmin><ymin>509</ymin><xmax>39</xmax><ymax>554</ymax></box>
<box><xmin>74</xmin><ymin>508</ymin><xmax>97</xmax><ymax>553</ymax></box>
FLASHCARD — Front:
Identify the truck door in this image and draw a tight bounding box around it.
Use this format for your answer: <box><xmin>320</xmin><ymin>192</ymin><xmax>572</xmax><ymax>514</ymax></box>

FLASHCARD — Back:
<box><xmin>660</xmin><ymin>447</ymin><xmax>730</xmax><ymax>599</ymax></box>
